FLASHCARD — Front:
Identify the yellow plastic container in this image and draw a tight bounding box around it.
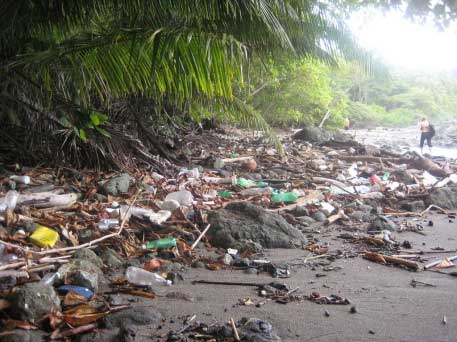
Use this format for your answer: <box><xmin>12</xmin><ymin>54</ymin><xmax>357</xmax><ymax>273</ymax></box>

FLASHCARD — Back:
<box><xmin>29</xmin><ymin>226</ymin><xmax>59</xmax><ymax>248</ymax></box>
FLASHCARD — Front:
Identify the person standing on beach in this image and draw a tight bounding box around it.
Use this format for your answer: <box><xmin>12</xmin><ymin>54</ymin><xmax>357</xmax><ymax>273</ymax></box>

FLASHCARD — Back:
<box><xmin>344</xmin><ymin>117</ymin><xmax>350</xmax><ymax>130</ymax></box>
<box><xmin>419</xmin><ymin>117</ymin><xmax>432</xmax><ymax>154</ymax></box>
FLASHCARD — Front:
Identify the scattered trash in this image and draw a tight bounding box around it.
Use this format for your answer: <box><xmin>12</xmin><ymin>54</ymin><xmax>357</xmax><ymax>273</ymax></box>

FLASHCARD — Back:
<box><xmin>28</xmin><ymin>226</ymin><xmax>59</xmax><ymax>248</ymax></box>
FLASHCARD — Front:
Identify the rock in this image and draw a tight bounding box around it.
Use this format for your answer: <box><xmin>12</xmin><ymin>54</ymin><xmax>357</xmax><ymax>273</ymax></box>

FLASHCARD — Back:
<box><xmin>358</xmin><ymin>205</ymin><xmax>374</xmax><ymax>214</ymax></box>
<box><xmin>392</xmin><ymin>170</ymin><xmax>415</xmax><ymax>185</ymax></box>
<box><xmin>101</xmin><ymin>248</ymin><xmax>124</xmax><ymax>268</ymax></box>
<box><xmin>104</xmin><ymin>306</ymin><xmax>161</xmax><ymax>329</ymax></box>
<box><xmin>400</xmin><ymin>200</ymin><xmax>425</xmax><ymax>212</ymax></box>
<box><xmin>238</xmin><ymin>318</ymin><xmax>281</xmax><ymax>342</ymax></box>
<box><xmin>427</xmin><ymin>186</ymin><xmax>457</xmax><ymax>209</ymax></box>
<box><xmin>58</xmin><ymin>259</ymin><xmax>105</xmax><ymax>292</ymax></box>
<box><xmin>350</xmin><ymin>210</ymin><xmax>371</xmax><ymax>222</ymax></box>
<box><xmin>296</xmin><ymin>216</ymin><xmax>316</xmax><ymax>225</ymax></box>
<box><xmin>290</xmin><ymin>206</ymin><xmax>309</xmax><ymax>217</ymax></box>
<box><xmin>73</xmin><ymin>248</ymin><xmax>104</xmax><ymax>268</ymax></box>
<box><xmin>0</xmin><ymin>330</ymin><xmax>46</xmax><ymax>342</ymax></box>
<box><xmin>102</xmin><ymin>173</ymin><xmax>132</xmax><ymax>196</ymax></box>
<box><xmin>7</xmin><ymin>283</ymin><xmax>60</xmax><ymax>321</ymax></box>
<box><xmin>74</xmin><ymin>329</ymin><xmax>120</xmax><ymax>342</ymax></box>
<box><xmin>207</xmin><ymin>202</ymin><xmax>305</xmax><ymax>249</ymax></box>
<box><xmin>312</xmin><ymin>211</ymin><xmax>327</xmax><ymax>222</ymax></box>
<box><xmin>368</xmin><ymin>216</ymin><xmax>397</xmax><ymax>233</ymax></box>
<box><xmin>364</xmin><ymin>145</ymin><xmax>381</xmax><ymax>156</ymax></box>
<box><xmin>192</xmin><ymin>261</ymin><xmax>205</xmax><ymax>268</ymax></box>
<box><xmin>245</xmin><ymin>267</ymin><xmax>258</xmax><ymax>275</ymax></box>
<box><xmin>292</xmin><ymin>126</ymin><xmax>333</xmax><ymax>144</ymax></box>
<box><xmin>95</xmin><ymin>194</ymin><xmax>108</xmax><ymax>202</ymax></box>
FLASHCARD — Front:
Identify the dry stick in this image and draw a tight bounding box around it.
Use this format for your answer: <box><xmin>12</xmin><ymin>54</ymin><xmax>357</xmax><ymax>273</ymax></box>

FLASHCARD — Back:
<box><xmin>230</xmin><ymin>318</ymin><xmax>241</xmax><ymax>342</ymax></box>
<box><xmin>0</xmin><ymin>190</ymin><xmax>141</xmax><ymax>257</ymax></box>
<box><xmin>50</xmin><ymin>323</ymin><xmax>97</xmax><ymax>340</ymax></box>
<box><xmin>190</xmin><ymin>224</ymin><xmax>211</xmax><ymax>250</ymax></box>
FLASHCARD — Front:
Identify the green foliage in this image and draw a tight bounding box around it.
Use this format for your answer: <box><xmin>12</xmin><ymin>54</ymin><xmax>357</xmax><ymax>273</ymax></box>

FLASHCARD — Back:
<box><xmin>242</xmin><ymin>57</ymin><xmax>350</xmax><ymax>129</ymax></box>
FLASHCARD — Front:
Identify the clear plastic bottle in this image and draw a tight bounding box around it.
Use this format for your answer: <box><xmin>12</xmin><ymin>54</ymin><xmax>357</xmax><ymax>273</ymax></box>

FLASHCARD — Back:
<box><xmin>240</xmin><ymin>187</ymin><xmax>273</xmax><ymax>196</ymax></box>
<box><xmin>0</xmin><ymin>190</ymin><xmax>19</xmax><ymax>212</ymax></box>
<box><xmin>97</xmin><ymin>218</ymin><xmax>119</xmax><ymax>231</ymax></box>
<box><xmin>39</xmin><ymin>272</ymin><xmax>61</xmax><ymax>286</ymax></box>
<box><xmin>165</xmin><ymin>191</ymin><xmax>194</xmax><ymax>207</ymax></box>
<box><xmin>126</xmin><ymin>266</ymin><xmax>172</xmax><ymax>288</ymax></box>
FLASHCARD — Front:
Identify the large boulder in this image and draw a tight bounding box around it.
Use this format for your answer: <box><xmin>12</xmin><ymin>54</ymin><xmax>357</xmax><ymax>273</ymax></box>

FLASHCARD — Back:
<box><xmin>292</xmin><ymin>126</ymin><xmax>333</xmax><ymax>144</ymax></box>
<box><xmin>427</xmin><ymin>186</ymin><xmax>457</xmax><ymax>210</ymax></box>
<box><xmin>207</xmin><ymin>202</ymin><xmax>305</xmax><ymax>250</ymax></box>
<box><xmin>7</xmin><ymin>283</ymin><xmax>61</xmax><ymax>322</ymax></box>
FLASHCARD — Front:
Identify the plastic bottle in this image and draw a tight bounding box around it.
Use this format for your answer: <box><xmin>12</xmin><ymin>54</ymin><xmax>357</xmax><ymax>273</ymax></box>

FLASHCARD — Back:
<box><xmin>218</xmin><ymin>190</ymin><xmax>233</xmax><ymax>199</ymax></box>
<box><xmin>0</xmin><ymin>190</ymin><xmax>19</xmax><ymax>212</ymax></box>
<box><xmin>236</xmin><ymin>178</ymin><xmax>256</xmax><ymax>188</ymax></box>
<box><xmin>0</xmin><ymin>253</ymin><xmax>19</xmax><ymax>266</ymax></box>
<box><xmin>271</xmin><ymin>192</ymin><xmax>298</xmax><ymax>203</ymax></box>
<box><xmin>39</xmin><ymin>272</ymin><xmax>61</xmax><ymax>286</ymax></box>
<box><xmin>9</xmin><ymin>175</ymin><xmax>31</xmax><ymax>185</ymax></box>
<box><xmin>165</xmin><ymin>191</ymin><xmax>194</xmax><ymax>207</ymax></box>
<box><xmin>240</xmin><ymin>187</ymin><xmax>273</xmax><ymax>196</ymax></box>
<box><xmin>143</xmin><ymin>237</ymin><xmax>177</xmax><ymax>250</ymax></box>
<box><xmin>126</xmin><ymin>266</ymin><xmax>172</xmax><ymax>287</ymax></box>
<box><xmin>256</xmin><ymin>181</ymin><xmax>268</xmax><ymax>188</ymax></box>
<box><xmin>97</xmin><ymin>218</ymin><xmax>119</xmax><ymax>231</ymax></box>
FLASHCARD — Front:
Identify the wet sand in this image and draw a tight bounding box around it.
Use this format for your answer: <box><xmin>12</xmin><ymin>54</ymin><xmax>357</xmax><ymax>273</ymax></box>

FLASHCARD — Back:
<box><xmin>120</xmin><ymin>213</ymin><xmax>457</xmax><ymax>341</ymax></box>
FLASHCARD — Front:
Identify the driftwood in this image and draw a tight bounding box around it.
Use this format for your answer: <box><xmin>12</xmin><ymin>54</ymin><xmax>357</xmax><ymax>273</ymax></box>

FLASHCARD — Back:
<box><xmin>16</xmin><ymin>192</ymin><xmax>79</xmax><ymax>208</ymax></box>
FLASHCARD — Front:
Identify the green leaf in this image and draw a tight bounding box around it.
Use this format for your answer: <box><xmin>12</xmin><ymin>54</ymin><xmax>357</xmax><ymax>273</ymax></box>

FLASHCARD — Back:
<box><xmin>78</xmin><ymin>128</ymin><xmax>87</xmax><ymax>142</ymax></box>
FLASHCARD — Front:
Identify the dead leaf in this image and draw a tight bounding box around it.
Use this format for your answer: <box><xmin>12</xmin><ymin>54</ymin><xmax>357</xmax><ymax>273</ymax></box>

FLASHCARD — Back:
<box><xmin>144</xmin><ymin>258</ymin><xmax>167</xmax><ymax>271</ymax></box>
<box><xmin>3</xmin><ymin>320</ymin><xmax>38</xmax><ymax>331</ymax></box>
<box><xmin>120</xmin><ymin>289</ymin><xmax>156</xmax><ymax>299</ymax></box>
<box><xmin>63</xmin><ymin>291</ymin><xmax>89</xmax><ymax>306</ymax></box>
<box><xmin>436</xmin><ymin>257</ymin><xmax>455</xmax><ymax>269</ymax></box>
<box><xmin>0</xmin><ymin>299</ymin><xmax>11</xmax><ymax>310</ymax></box>
<box><xmin>63</xmin><ymin>305</ymin><xmax>107</xmax><ymax>327</ymax></box>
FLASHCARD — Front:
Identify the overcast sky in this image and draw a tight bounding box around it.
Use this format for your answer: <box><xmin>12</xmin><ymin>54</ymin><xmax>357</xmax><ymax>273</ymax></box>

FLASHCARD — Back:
<box><xmin>348</xmin><ymin>9</ymin><xmax>457</xmax><ymax>71</ymax></box>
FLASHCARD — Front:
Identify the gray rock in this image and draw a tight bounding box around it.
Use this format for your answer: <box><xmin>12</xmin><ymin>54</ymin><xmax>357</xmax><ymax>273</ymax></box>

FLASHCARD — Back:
<box><xmin>102</xmin><ymin>173</ymin><xmax>132</xmax><ymax>196</ymax></box>
<box><xmin>364</xmin><ymin>145</ymin><xmax>381</xmax><ymax>156</ymax></box>
<box><xmin>104</xmin><ymin>306</ymin><xmax>161</xmax><ymax>329</ymax></box>
<box><xmin>74</xmin><ymin>328</ymin><xmax>120</xmax><ymax>342</ymax></box>
<box><xmin>0</xmin><ymin>330</ymin><xmax>46</xmax><ymax>342</ymax></box>
<box><xmin>101</xmin><ymin>248</ymin><xmax>124</xmax><ymax>268</ymax></box>
<box><xmin>368</xmin><ymin>216</ymin><xmax>397</xmax><ymax>233</ymax></box>
<box><xmin>392</xmin><ymin>170</ymin><xmax>415</xmax><ymax>185</ymax></box>
<box><xmin>192</xmin><ymin>261</ymin><xmax>205</xmax><ymax>268</ymax></box>
<box><xmin>292</xmin><ymin>126</ymin><xmax>333</xmax><ymax>144</ymax></box>
<box><xmin>95</xmin><ymin>194</ymin><xmax>108</xmax><ymax>202</ymax></box>
<box><xmin>312</xmin><ymin>211</ymin><xmax>327</xmax><ymax>222</ymax></box>
<box><xmin>358</xmin><ymin>205</ymin><xmax>374</xmax><ymax>214</ymax></box>
<box><xmin>7</xmin><ymin>283</ymin><xmax>60</xmax><ymax>321</ymax></box>
<box><xmin>238</xmin><ymin>318</ymin><xmax>281</xmax><ymax>342</ymax></box>
<box><xmin>427</xmin><ymin>186</ymin><xmax>457</xmax><ymax>209</ymax></box>
<box><xmin>58</xmin><ymin>259</ymin><xmax>105</xmax><ymax>292</ymax></box>
<box><xmin>400</xmin><ymin>200</ymin><xmax>425</xmax><ymax>212</ymax></box>
<box><xmin>296</xmin><ymin>216</ymin><xmax>316</xmax><ymax>225</ymax></box>
<box><xmin>350</xmin><ymin>210</ymin><xmax>371</xmax><ymax>222</ymax></box>
<box><xmin>245</xmin><ymin>267</ymin><xmax>258</xmax><ymax>275</ymax></box>
<box><xmin>290</xmin><ymin>206</ymin><xmax>309</xmax><ymax>217</ymax></box>
<box><xmin>207</xmin><ymin>202</ymin><xmax>305</xmax><ymax>250</ymax></box>
<box><xmin>161</xmin><ymin>261</ymin><xmax>185</xmax><ymax>273</ymax></box>
<box><xmin>73</xmin><ymin>248</ymin><xmax>104</xmax><ymax>268</ymax></box>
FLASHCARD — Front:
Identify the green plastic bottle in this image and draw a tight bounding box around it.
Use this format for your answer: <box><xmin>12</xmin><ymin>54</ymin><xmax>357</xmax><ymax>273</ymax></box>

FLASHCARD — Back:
<box><xmin>237</xmin><ymin>177</ymin><xmax>256</xmax><ymax>188</ymax></box>
<box><xmin>218</xmin><ymin>190</ymin><xmax>233</xmax><ymax>199</ymax></box>
<box><xmin>143</xmin><ymin>237</ymin><xmax>177</xmax><ymax>249</ymax></box>
<box><xmin>271</xmin><ymin>192</ymin><xmax>298</xmax><ymax>203</ymax></box>
<box><xmin>256</xmin><ymin>181</ymin><xmax>268</xmax><ymax>188</ymax></box>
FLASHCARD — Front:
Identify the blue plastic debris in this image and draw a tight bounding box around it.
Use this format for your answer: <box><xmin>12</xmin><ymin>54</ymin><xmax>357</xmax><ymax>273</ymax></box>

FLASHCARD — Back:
<box><xmin>57</xmin><ymin>285</ymin><xmax>94</xmax><ymax>299</ymax></box>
